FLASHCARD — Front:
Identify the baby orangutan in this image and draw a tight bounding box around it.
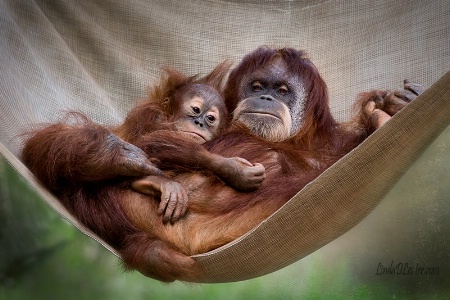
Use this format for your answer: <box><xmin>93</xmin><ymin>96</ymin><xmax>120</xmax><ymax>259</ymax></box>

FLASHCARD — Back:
<box><xmin>117</xmin><ymin>64</ymin><xmax>265</xmax><ymax>222</ymax></box>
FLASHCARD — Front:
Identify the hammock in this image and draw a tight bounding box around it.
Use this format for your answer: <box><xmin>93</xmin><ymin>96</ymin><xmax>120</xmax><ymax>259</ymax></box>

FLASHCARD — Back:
<box><xmin>1</xmin><ymin>0</ymin><xmax>449</xmax><ymax>283</ymax></box>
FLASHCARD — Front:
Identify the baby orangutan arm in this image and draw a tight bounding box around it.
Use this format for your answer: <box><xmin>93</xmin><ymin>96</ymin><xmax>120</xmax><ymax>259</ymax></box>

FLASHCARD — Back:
<box><xmin>136</xmin><ymin>130</ymin><xmax>266</xmax><ymax>192</ymax></box>
<box><xmin>199</xmin><ymin>151</ymin><xmax>266</xmax><ymax>192</ymax></box>
<box><xmin>21</xmin><ymin>115</ymin><xmax>162</xmax><ymax>189</ymax></box>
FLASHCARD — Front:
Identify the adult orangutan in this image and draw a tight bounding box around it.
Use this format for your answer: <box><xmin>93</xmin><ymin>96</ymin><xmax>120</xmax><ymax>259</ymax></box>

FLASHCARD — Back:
<box><xmin>22</xmin><ymin>46</ymin><xmax>423</xmax><ymax>282</ymax></box>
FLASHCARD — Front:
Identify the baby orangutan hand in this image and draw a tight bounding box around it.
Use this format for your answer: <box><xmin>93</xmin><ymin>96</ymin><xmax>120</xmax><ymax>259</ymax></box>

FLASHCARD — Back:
<box><xmin>131</xmin><ymin>175</ymin><xmax>188</xmax><ymax>223</ymax></box>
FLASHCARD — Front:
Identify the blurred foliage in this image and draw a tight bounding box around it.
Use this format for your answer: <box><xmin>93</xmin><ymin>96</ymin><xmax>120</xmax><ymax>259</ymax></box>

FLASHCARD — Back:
<box><xmin>0</xmin><ymin>127</ymin><xmax>449</xmax><ymax>300</ymax></box>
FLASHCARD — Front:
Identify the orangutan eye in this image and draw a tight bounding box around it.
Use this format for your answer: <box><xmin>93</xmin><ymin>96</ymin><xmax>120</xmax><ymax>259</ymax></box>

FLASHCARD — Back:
<box><xmin>252</xmin><ymin>81</ymin><xmax>264</xmax><ymax>92</ymax></box>
<box><xmin>206</xmin><ymin>115</ymin><xmax>216</xmax><ymax>124</ymax></box>
<box><xmin>278</xmin><ymin>85</ymin><xmax>289</xmax><ymax>95</ymax></box>
<box><xmin>192</xmin><ymin>107</ymin><xmax>201</xmax><ymax>114</ymax></box>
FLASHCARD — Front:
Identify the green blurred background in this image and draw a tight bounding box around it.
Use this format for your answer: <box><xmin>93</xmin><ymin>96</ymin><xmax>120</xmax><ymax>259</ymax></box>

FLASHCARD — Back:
<box><xmin>1</xmin><ymin>127</ymin><xmax>449</xmax><ymax>300</ymax></box>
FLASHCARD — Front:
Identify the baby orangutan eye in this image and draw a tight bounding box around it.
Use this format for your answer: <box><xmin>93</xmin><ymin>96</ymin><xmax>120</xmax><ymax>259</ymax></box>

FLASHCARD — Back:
<box><xmin>206</xmin><ymin>115</ymin><xmax>216</xmax><ymax>124</ymax></box>
<box><xmin>192</xmin><ymin>107</ymin><xmax>201</xmax><ymax>114</ymax></box>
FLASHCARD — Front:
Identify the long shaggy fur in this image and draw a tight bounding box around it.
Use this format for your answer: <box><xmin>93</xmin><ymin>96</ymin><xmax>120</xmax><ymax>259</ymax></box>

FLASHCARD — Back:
<box><xmin>21</xmin><ymin>46</ymin><xmax>402</xmax><ymax>282</ymax></box>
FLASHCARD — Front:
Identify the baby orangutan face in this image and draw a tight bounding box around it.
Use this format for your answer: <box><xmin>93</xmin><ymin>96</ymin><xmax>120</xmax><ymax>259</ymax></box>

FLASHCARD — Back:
<box><xmin>171</xmin><ymin>84</ymin><xmax>226</xmax><ymax>144</ymax></box>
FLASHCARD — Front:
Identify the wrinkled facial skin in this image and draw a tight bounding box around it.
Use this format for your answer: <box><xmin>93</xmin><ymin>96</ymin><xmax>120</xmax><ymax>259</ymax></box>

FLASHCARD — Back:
<box><xmin>233</xmin><ymin>57</ymin><xmax>307</xmax><ymax>142</ymax></box>
<box><xmin>172</xmin><ymin>84</ymin><xmax>224</xmax><ymax>144</ymax></box>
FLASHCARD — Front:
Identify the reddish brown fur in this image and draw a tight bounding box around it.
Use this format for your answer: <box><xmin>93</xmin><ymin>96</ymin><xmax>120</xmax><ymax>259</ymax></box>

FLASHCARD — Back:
<box><xmin>116</xmin><ymin>62</ymin><xmax>231</xmax><ymax>144</ymax></box>
<box><xmin>118</xmin><ymin>48</ymin><xmax>412</xmax><ymax>281</ymax></box>
<box><xmin>21</xmin><ymin>46</ymin><xmax>412</xmax><ymax>282</ymax></box>
<box><xmin>21</xmin><ymin>63</ymin><xmax>232</xmax><ymax>281</ymax></box>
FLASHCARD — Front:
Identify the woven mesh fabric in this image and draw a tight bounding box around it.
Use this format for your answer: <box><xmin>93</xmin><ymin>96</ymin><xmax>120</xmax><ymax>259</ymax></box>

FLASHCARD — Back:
<box><xmin>0</xmin><ymin>0</ymin><xmax>449</xmax><ymax>282</ymax></box>
<box><xmin>192</xmin><ymin>74</ymin><xmax>450</xmax><ymax>282</ymax></box>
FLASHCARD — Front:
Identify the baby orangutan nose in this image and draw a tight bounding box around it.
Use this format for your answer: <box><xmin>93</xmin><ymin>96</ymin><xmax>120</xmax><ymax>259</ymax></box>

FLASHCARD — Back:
<box><xmin>194</xmin><ymin>119</ymin><xmax>204</xmax><ymax>127</ymax></box>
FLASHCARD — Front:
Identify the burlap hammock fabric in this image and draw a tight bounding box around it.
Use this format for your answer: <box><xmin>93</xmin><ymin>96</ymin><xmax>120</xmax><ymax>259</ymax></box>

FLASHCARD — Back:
<box><xmin>0</xmin><ymin>0</ymin><xmax>449</xmax><ymax>283</ymax></box>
